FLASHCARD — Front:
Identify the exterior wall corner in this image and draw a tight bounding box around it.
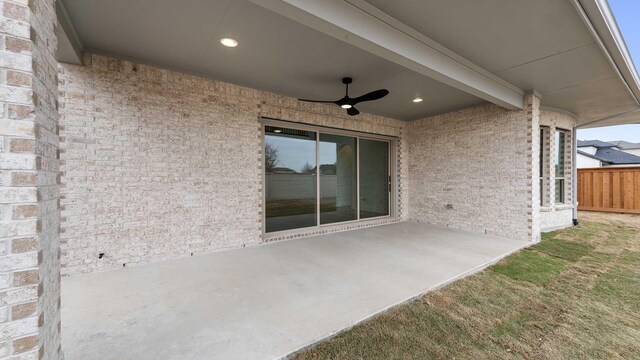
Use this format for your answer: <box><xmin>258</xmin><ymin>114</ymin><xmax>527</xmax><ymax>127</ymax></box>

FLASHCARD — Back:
<box><xmin>525</xmin><ymin>94</ymin><xmax>541</xmax><ymax>242</ymax></box>
<box><xmin>0</xmin><ymin>0</ymin><xmax>62</xmax><ymax>358</ymax></box>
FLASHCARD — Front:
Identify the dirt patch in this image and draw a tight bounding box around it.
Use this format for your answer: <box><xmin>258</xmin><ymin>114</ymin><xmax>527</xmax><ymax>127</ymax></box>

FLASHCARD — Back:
<box><xmin>579</xmin><ymin>210</ymin><xmax>640</xmax><ymax>227</ymax></box>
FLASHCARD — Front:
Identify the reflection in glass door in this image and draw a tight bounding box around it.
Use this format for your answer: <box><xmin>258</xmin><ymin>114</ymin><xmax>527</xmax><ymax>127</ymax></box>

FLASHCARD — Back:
<box><xmin>319</xmin><ymin>134</ymin><xmax>357</xmax><ymax>225</ymax></box>
<box><xmin>264</xmin><ymin>126</ymin><xmax>317</xmax><ymax>232</ymax></box>
<box><xmin>264</xmin><ymin>123</ymin><xmax>393</xmax><ymax>233</ymax></box>
<box><xmin>359</xmin><ymin>139</ymin><xmax>389</xmax><ymax>219</ymax></box>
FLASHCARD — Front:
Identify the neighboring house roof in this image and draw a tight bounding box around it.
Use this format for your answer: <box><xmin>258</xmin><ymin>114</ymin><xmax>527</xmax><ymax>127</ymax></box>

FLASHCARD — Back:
<box><xmin>609</xmin><ymin>140</ymin><xmax>640</xmax><ymax>149</ymax></box>
<box><xmin>578</xmin><ymin>150</ymin><xmax>609</xmax><ymax>164</ymax></box>
<box><xmin>269</xmin><ymin>167</ymin><xmax>296</xmax><ymax>174</ymax></box>
<box><xmin>577</xmin><ymin>140</ymin><xmax>616</xmax><ymax>148</ymax></box>
<box><xmin>578</xmin><ymin>148</ymin><xmax>640</xmax><ymax>165</ymax></box>
<box><xmin>311</xmin><ymin>164</ymin><xmax>336</xmax><ymax>175</ymax></box>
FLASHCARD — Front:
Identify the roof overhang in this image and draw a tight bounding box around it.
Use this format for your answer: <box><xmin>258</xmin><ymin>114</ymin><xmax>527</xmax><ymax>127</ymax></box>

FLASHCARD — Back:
<box><xmin>248</xmin><ymin>0</ymin><xmax>525</xmax><ymax>110</ymax></box>
<box><xmin>55</xmin><ymin>0</ymin><xmax>640</xmax><ymax>126</ymax></box>
<box><xmin>572</xmin><ymin>0</ymin><xmax>640</xmax><ymax>128</ymax></box>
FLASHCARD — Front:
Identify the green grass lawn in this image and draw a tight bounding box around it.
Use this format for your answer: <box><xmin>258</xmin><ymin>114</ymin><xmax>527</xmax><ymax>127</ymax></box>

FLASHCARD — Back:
<box><xmin>295</xmin><ymin>216</ymin><xmax>640</xmax><ymax>360</ymax></box>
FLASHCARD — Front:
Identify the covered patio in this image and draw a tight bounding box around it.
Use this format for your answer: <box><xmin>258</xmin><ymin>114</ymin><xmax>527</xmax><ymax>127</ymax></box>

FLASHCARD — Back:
<box><xmin>3</xmin><ymin>0</ymin><xmax>640</xmax><ymax>359</ymax></box>
<box><xmin>62</xmin><ymin>222</ymin><xmax>526</xmax><ymax>359</ymax></box>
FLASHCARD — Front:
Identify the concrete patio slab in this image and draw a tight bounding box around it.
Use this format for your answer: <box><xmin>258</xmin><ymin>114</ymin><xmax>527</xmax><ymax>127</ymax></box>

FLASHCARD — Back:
<box><xmin>61</xmin><ymin>221</ymin><xmax>528</xmax><ymax>360</ymax></box>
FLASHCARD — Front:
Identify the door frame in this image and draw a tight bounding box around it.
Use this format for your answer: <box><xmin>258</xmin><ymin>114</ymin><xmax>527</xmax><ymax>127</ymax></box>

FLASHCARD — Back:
<box><xmin>261</xmin><ymin>117</ymin><xmax>398</xmax><ymax>237</ymax></box>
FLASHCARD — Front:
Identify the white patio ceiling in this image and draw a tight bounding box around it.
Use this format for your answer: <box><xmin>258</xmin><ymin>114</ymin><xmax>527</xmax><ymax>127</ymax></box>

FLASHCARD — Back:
<box><xmin>56</xmin><ymin>0</ymin><xmax>640</xmax><ymax>127</ymax></box>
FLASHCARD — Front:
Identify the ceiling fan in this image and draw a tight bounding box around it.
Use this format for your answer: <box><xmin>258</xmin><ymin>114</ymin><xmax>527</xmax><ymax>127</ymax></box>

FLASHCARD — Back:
<box><xmin>298</xmin><ymin>77</ymin><xmax>389</xmax><ymax>116</ymax></box>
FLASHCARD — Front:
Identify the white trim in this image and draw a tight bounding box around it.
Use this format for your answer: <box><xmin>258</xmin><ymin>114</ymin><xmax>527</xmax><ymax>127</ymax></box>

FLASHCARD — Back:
<box><xmin>572</xmin><ymin>127</ymin><xmax>578</xmax><ymax>221</ymax></box>
<box><xmin>248</xmin><ymin>0</ymin><xmax>525</xmax><ymax>110</ymax></box>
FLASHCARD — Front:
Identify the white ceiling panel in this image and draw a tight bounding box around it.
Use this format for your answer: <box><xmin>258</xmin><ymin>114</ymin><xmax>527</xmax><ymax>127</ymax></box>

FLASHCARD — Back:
<box><xmin>496</xmin><ymin>44</ymin><xmax>615</xmax><ymax>93</ymax></box>
<box><xmin>355</xmin><ymin>70</ymin><xmax>484</xmax><ymax>120</ymax></box>
<box><xmin>542</xmin><ymin>77</ymin><xmax>637</xmax><ymax>122</ymax></box>
<box><xmin>364</xmin><ymin>0</ymin><xmax>596</xmax><ymax>73</ymax></box>
<box><xmin>60</xmin><ymin>0</ymin><xmax>486</xmax><ymax>120</ymax></box>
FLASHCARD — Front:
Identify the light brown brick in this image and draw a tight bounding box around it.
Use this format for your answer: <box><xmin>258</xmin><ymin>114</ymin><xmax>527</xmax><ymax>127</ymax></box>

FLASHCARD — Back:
<box><xmin>11</xmin><ymin>301</ymin><xmax>36</xmax><ymax>320</ymax></box>
<box><xmin>13</xmin><ymin>270</ymin><xmax>39</xmax><ymax>286</ymax></box>
<box><xmin>7</xmin><ymin>70</ymin><xmax>32</xmax><ymax>87</ymax></box>
<box><xmin>5</xmin><ymin>36</ymin><xmax>31</xmax><ymax>54</ymax></box>
<box><xmin>12</xmin><ymin>204</ymin><xmax>38</xmax><ymax>219</ymax></box>
<box><xmin>3</xmin><ymin>2</ymin><xmax>30</xmax><ymax>22</ymax></box>
<box><xmin>12</xmin><ymin>335</ymin><xmax>38</xmax><ymax>353</ymax></box>
<box><xmin>11</xmin><ymin>237</ymin><xmax>37</xmax><ymax>253</ymax></box>
<box><xmin>11</xmin><ymin>172</ymin><xmax>37</xmax><ymax>186</ymax></box>
<box><xmin>7</xmin><ymin>104</ymin><xmax>34</xmax><ymax>119</ymax></box>
<box><xmin>10</xmin><ymin>138</ymin><xmax>36</xmax><ymax>153</ymax></box>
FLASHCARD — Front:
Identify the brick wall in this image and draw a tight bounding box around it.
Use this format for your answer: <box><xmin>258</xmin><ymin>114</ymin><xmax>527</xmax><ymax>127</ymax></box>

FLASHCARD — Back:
<box><xmin>58</xmin><ymin>53</ymin><xmax>552</xmax><ymax>274</ymax></box>
<box><xmin>0</xmin><ymin>0</ymin><xmax>62</xmax><ymax>358</ymax></box>
<box><xmin>407</xmin><ymin>102</ymin><xmax>536</xmax><ymax>241</ymax></box>
<box><xmin>58</xmin><ymin>54</ymin><xmax>406</xmax><ymax>275</ymax></box>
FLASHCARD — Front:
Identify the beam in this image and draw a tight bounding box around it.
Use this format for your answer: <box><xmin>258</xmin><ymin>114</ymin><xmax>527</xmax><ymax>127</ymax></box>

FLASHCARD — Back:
<box><xmin>56</xmin><ymin>0</ymin><xmax>83</xmax><ymax>65</ymax></box>
<box><xmin>249</xmin><ymin>0</ymin><xmax>525</xmax><ymax>110</ymax></box>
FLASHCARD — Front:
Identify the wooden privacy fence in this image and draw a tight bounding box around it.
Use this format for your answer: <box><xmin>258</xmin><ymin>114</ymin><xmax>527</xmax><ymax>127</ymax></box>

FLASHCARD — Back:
<box><xmin>578</xmin><ymin>167</ymin><xmax>640</xmax><ymax>214</ymax></box>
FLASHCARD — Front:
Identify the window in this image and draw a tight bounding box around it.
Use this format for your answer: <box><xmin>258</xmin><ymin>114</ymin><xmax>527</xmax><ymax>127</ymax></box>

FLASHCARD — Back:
<box><xmin>264</xmin><ymin>123</ymin><xmax>393</xmax><ymax>233</ymax></box>
<box><xmin>539</xmin><ymin>127</ymin><xmax>546</xmax><ymax>206</ymax></box>
<box><xmin>554</xmin><ymin>130</ymin><xmax>567</xmax><ymax>204</ymax></box>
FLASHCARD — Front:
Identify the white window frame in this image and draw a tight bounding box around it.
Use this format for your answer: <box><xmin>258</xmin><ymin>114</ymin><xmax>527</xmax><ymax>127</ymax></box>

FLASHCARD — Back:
<box><xmin>554</xmin><ymin>129</ymin><xmax>568</xmax><ymax>204</ymax></box>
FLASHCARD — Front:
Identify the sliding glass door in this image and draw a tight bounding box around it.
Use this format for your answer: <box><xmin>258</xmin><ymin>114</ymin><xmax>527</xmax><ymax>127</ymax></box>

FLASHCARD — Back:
<box><xmin>264</xmin><ymin>126</ymin><xmax>317</xmax><ymax>233</ymax></box>
<box><xmin>264</xmin><ymin>123</ymin><xmax>393</xmax><ymax>233</ymax></box>
<box><xmin>359</xmin><ymin>139</ymin><xmax>389</xmax><ymax>219</ymax></box>
<box><xmin>320</xmin><ymin>134</ymin><xmax>357</xmax><ymax>225</ymax></box>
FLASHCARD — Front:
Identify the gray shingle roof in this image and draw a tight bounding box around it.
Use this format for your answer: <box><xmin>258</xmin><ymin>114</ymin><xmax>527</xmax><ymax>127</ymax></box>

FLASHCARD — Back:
<box><xmin>609</xmin><ymin>140</ymin><xmax>640</xmax><ymax>149</ymax></box>
<box><xmin>577</xmin><ymin>140</ymin><xmax>616</xmax><ymax>148</ymax></box>
<box><xmin>580</xmin><ymin>147</ymin><xmax>640</xmax><ymax>165</ymax></box>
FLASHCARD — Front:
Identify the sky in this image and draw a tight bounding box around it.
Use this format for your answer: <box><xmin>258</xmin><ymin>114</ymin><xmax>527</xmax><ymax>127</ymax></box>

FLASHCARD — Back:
<box><xmin>577</xmin><ymin>0</ymin><xmax>640</xmax><ymax>143</ymax></box>
<box><xmin>266</xmin><ymin>136</ymin><xmax>336</xmax><ymax>172</ymax></box>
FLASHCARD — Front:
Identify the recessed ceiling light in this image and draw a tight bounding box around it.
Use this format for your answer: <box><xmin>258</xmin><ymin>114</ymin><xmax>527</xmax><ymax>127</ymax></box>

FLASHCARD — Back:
<box><xmin>341</xmin><ymin>104</ymin><xmax>353</xmax><ymax>109</ymax></box>
<box><xmin>413</xmin><ymin>97</ymin><xmax>423</xmax><ymax>103</ymax></box>
<box><xmin>220</xmin><ymin>38</ymin><xmax>238</xmax><ymax>47</ymax></box>
<box><xmin>273</xmin><ymin>129</ymin><xmax>282</xmax><ymax>133</ymax></box>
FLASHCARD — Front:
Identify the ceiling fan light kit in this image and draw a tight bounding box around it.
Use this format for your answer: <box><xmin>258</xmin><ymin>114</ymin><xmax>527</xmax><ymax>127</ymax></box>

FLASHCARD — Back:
<box><xmin>298</xmin><ymin>77</ymin><xmax>389</xmax><ymax>116</ymax></box>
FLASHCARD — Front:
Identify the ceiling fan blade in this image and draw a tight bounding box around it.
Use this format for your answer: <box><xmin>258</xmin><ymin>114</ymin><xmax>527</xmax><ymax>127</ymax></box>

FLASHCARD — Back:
<box><xmin>298</xmin><ymin>98</ymin><xmax>338</xmax><ymax>104</ymax></box>
<box><xmin>352</xmin><ymin>89</ymin><xmax>389</xmax><ymax>104</ymax></box>
<box><xmin>347</xmin><ymin>107</ymin><xmax>360</xmax><ymax>116</ymax></box>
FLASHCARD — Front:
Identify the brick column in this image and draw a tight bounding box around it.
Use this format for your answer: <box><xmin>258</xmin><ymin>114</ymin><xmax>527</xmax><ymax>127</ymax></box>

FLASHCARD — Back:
<box><xmin>525</xmin><ymin>93</ymin><xmax>541</xmax><ymax>242</ymax></box>
<box><xmin>0</xmin><ymin>0</ymin><xmax>62</xmax><ymax>358</ymax></box>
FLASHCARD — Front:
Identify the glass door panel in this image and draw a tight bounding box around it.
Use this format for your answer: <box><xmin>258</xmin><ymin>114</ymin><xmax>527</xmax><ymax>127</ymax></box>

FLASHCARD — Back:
<box><xmin>359</xmin><ymin>139</ymin><xmax>389</xmax><ymax>219</ymax></box>
<box><xmin>319</xmin><ymin>133</ymin><xmax>357</xmax><ymax>225</ymax></box>
<box><xmin>264</xmin><ymin>126</ymin><xmax>317</xmax><ymax>232</ymax></box>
